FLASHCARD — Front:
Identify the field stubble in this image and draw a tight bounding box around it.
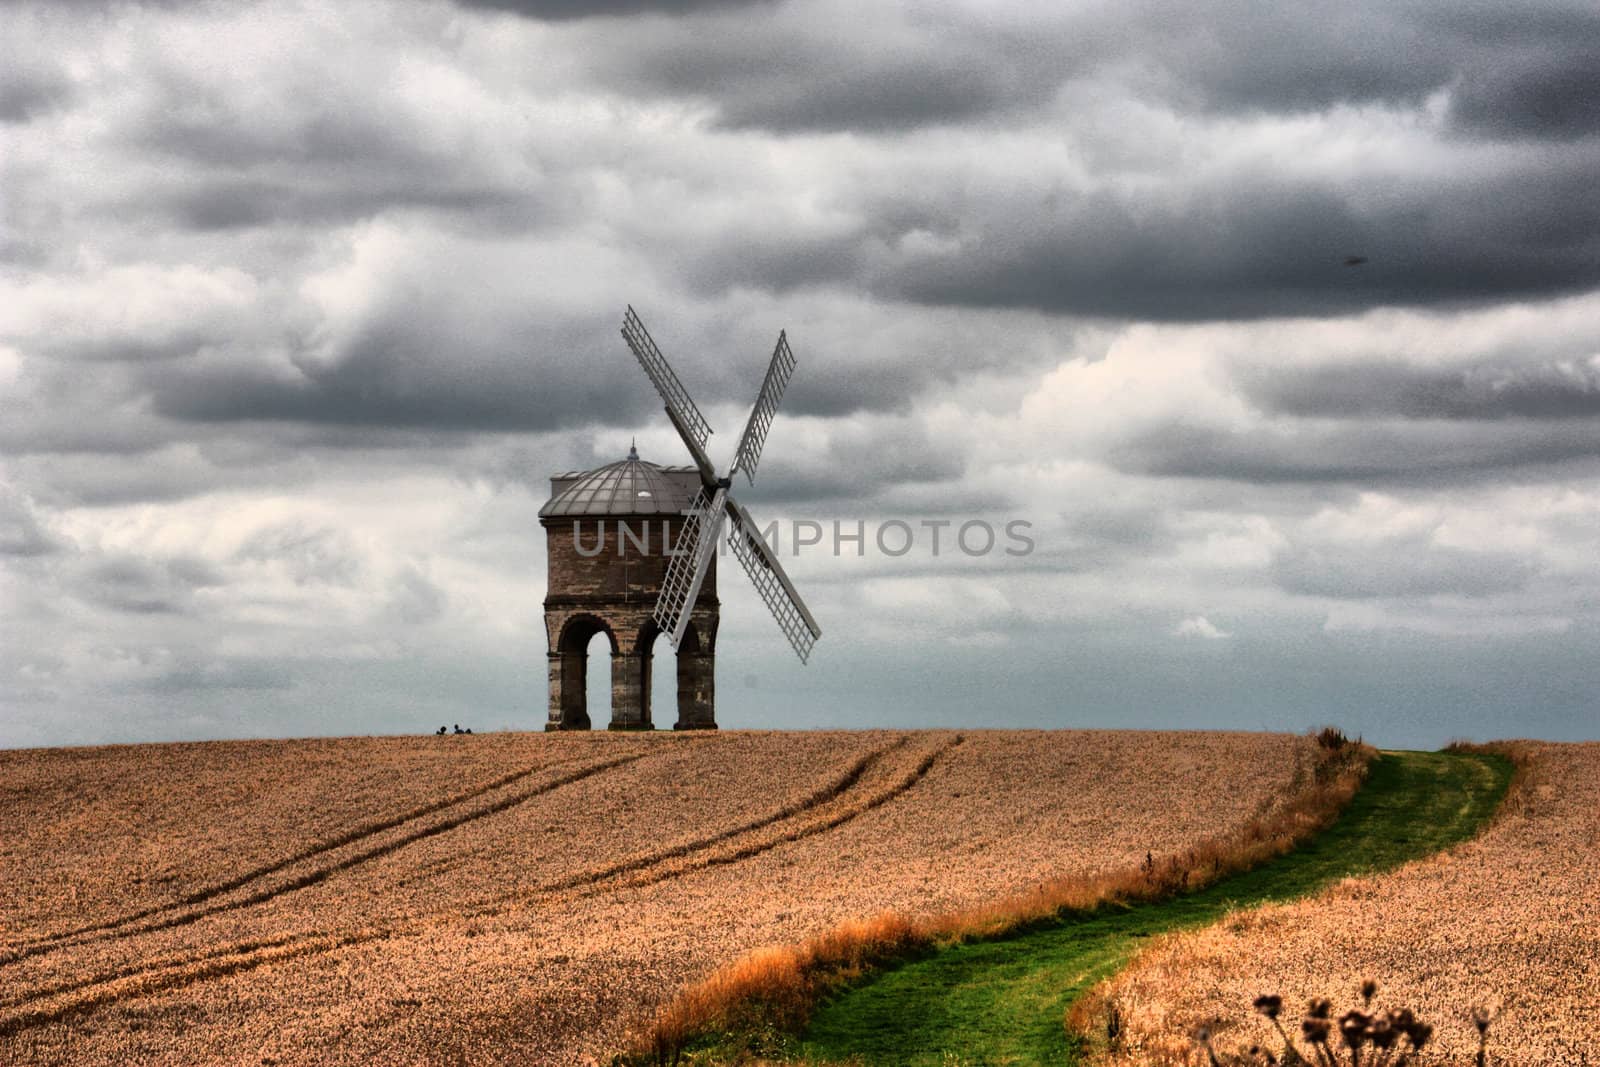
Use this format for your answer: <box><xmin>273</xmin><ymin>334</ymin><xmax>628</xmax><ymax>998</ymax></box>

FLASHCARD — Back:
<box><xmin>1</xmin><ymin>729</ymin><xmax>1313</xmax><ymax>1065</ymax></box>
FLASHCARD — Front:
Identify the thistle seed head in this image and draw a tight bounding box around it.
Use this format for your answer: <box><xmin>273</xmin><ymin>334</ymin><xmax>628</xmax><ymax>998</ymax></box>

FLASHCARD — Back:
<box><xmin>1367</xmin><ymin>1014</ymin><xmax>1398</xmax><ymax>1049</ymax></box>
<box><xmin>1339</xmin><ymin>1009</ymin><xmax>1371</xmax><ymax>1048</ymax></box>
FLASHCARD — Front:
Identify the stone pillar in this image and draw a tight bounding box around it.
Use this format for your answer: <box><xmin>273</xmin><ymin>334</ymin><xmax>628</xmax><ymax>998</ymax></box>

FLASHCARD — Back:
<box><xmin>558</xmin><ymin>647</ymin><xmax>592</xmax><ymax>730</ymax></box>
<box><xmin>608</xmin><ymin>651</ymin><xmax>650</xmax><ymax>730</ymax></box>
<box><xmin>544</xmin><ymin>652</ymin><xmax>564</xmax><ymax>732</ymax></box>
<box><xmin>675</xmin><ymin>651</ymin><xmax>716</xmax><ymax>730</ymax></box>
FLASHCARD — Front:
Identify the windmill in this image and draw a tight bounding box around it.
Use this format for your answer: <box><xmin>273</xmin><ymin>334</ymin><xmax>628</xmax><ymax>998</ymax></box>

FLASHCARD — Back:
<box><xmin>621</xmin><ymin>306</ymin><xmax>822</xmax><ymax>664</ymax></box>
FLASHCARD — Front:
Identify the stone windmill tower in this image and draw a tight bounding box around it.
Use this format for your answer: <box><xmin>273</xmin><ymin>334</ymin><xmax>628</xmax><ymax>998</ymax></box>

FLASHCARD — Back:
<box><xmin>539</xmin><ymin>306</ymin><xmax>823</xmax><ymax>732</ymax></box>
<box><xmin>539</xmin><ymin>445</ymin><xmax>718</xmax><ymax>730</ymax></box>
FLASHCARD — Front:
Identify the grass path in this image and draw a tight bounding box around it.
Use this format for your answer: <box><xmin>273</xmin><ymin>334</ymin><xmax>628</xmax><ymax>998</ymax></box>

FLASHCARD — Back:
<box><xmin>797</xmin><ymin>750</ymin><xmax>1512</xmax><ymax>1066</ymax></box>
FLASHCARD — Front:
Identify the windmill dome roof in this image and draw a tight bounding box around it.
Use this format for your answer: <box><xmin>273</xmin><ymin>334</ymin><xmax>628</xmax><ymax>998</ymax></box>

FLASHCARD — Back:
<box><xmin>539</xmin><ymin>446</ymin><xmax>701</xmax><ymax>517</ymax></box>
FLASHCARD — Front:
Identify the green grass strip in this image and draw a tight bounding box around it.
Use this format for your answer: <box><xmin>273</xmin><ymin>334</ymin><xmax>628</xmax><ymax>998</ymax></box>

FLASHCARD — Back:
<box><xmin>796</xmin><ymin>750</ymin><xmax>1512</xmax><ymax>1066</ymax></box>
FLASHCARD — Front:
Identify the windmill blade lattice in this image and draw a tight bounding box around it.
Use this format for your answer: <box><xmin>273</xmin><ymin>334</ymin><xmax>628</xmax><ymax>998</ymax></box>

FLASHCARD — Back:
<box><xmin>621</xmin><ymin>306</ymin><xmax>713</xmax><ymax>449</ymax></box>
<box><xmin>655</xmin><ymin>486</ymin><xmax>727</xmax><ymax>648</ymax></box>
<box><xmin>731</xmin><ymin>331</ymin><xmax>795</xmax><ymax>485</ymax></box>
<box><xmin>725</xmin><ymin>501</ymin><xmax>820</xmax><ymax>663</ymax></box>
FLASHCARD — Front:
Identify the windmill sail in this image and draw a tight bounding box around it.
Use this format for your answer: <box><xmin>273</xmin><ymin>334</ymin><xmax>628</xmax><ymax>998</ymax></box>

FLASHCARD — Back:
<box><xmin>622</xmin><ymin>303</ymin><xmax>821</xmax><ymax>665</ymax></box>
<box><xmin>622</xmin><ymin>306</ymin><xmax>714</xmax><ymax>449</ymax></box>
<box><xmin>656</xmin><ymin>486</ymin><xmax>727</xmax><ymax>648</ymax></box>
<box><xmin>731</xmin><ymin>331</ymin><xmax>795</xmax><ymax>485</ymax></box>
<box><xmin>724</xmin><ymin>498</ymin><xmax>821</xmax><ymax>663</ymax></box>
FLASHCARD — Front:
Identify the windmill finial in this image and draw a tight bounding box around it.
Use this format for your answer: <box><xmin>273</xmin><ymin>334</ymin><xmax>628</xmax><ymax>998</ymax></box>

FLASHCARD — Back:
<box><xmin>628</xmin><ymin>437</ymin><xmax>638</xmax><ymax>461</ymax></box>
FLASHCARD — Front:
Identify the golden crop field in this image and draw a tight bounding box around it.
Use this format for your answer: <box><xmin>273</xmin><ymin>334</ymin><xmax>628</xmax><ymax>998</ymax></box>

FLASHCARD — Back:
<box><xmin>0</xmin><ymin>729</ymin><xmax>1310</xmax><ymax>1066</ymax></box>
<box><xmin>1095</xmin><ymin>742</ymin><xmax>1600</xmax><ymax>1066</ymax></box>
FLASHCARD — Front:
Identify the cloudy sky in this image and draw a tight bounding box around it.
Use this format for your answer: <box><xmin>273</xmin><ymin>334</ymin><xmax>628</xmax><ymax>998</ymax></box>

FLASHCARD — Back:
<box><xmin>4</xmin><ymin>0</ymin><xmax>1599</xmax><ymax>750</ymax></box>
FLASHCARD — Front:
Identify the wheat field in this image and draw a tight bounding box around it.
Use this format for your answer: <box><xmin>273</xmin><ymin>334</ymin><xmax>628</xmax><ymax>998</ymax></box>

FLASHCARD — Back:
<box><xmin>0</xmin><ymin>729</ymin><xmax>1311</xmax><ymax>1065</ymax></box>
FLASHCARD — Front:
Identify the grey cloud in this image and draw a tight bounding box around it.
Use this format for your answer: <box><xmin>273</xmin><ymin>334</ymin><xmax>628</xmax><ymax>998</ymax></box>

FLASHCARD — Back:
<box><xmin>665</xmin><ymin>143</ymin><xmax>1600</xmax><ymax>320</ymax></box>
<box><xmin>6</xmin><ymin>444</ymin><xmax>318</xmax><ymax>507</ymax></box>
<box><xmin>1446</xmin><ymin>31</ymin><xmax>1600</xmax><ymax>139</ymax></box>
<box><xmin>1148</xmin><ymin>4</ymin><xmax>1446</xmax><ymax>115</ymax></box>
<box><xmin>79</xmin><ymin>553</ymin><xmax>225</xmax><ymax>615</ymax></box>
<box><xmin>0</xmin><ymin>489</ymin><xmax>64</xmax><ymax>557</ymax></box>
<box><xmin>1272</xmin><ymin>536</ymin><xmax>1537</xmax><ymax>599</ymax></box>
<box><xmin>162</xmin><ymin>177</ymin><xmax>536</xmax><ymax>233</ymax></box>
<box><xmin>716</xmin><ymin>62</ymin><xmax>1008</xmax><ymax>133</ymax></box>
<box><xmin>1237</xmin><ymin>358</ymin><xmax>1600</xmax><ymax>420</ymax></box>
<box><xmin>132</xmin><ymin>657</ymin><xmax>296</xmax><ymax>694</ymax></box>
<box><xmin>739</xmin><ymin>418</ymin><xmax>967</xmax><ymax>507</ymax></box>
<box><xmin>877</xmin><ymin>160</ymin><xmax>1600</xmax><ymax>319</ymax></box>
<box><xmin>235</xmin><ymin>522</ymin><xmax>364</xmax><ymax>586</ymax></box>
<box><xmin>456</xmin><ymin>0</ymin><xmax>771</xmax><ymax>18</ymax></box>
<box><xmin>1452</xmin><ymin>57</ymin><xmax>1600</xmax><ymax>140</ymax></box>
<box><xmin>604</xmin><ymin>23</ymin><xmax>1025</xmax><ymax>134</ymax></box>
<box><xmin>93</xmin><ymin>39</ymin><xmax>554</xmax><ymax>234</ymax></box>
<box><xmin>1112</xmin><ymin>419</ymin><xmax>1600</xmax><ymax>485</ymax></box>
<box><xmin>389</xmin><ymin>565</ymin><xmax>447</xmax><ymax>624</ymax></box>
<box><xmin>563</xmin><ymin>1</ymin><xmax>1597</xmax><ymax>138</ymax></box>
<box><xmin>0</xmin><ymin>61</ymin><xmax>74</xmax><ymax>123</ymax></box>
<box><xmin>153</xmin><ymin>339</ymin><xmax>652</xmax><ymax>433</ymax></box>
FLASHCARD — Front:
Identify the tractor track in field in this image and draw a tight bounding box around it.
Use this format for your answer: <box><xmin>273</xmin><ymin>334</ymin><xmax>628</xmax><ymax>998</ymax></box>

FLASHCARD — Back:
<box><xmin>10</xmin><ymin>749</ymin><xmax>608</xmax><ymax>956</ymax></box>
<box><xmin>569</xmin><ymin>731</ymin><xmax>962</xmax><ymax>895</ymax></box>
<box><xmin>0</xmin><ymin>750</ymin><xmax>649</xmax><ymax>972</ymax></box>
<box><xmin>0</xmin><ymin>734</ymin><xmax>962</xmax><ymax>1036</ymax></box>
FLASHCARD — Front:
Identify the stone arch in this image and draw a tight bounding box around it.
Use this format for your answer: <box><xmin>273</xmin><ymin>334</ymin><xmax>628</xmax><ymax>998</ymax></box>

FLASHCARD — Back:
<box><xmin>555</xmin><ymin>614</ymin><xmax>618</xmax><ymax>730</ymax></box>
<box><xmin>633</xmin><ymin>617</ymin><xmax>718</xmax><ymax>730</ymax></box>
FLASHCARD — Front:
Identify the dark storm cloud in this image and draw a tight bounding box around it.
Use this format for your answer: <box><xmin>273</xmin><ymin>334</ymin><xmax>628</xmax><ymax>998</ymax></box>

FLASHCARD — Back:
<box><xmin>563</xmin><ymin>1</ymin><xmax>1598</xmax><ymax>135</ymax></box>
<box><xmin>511</xmin><ymin>1</ymin><xmax>1600</xmax><ymax>318</ymax></box>
<box><xmin>456</xmin><ymin>0</ymin><xmax>768</xmax><ymax>19</ymax></box>
<box><xmin>152</xmin><ymin>333</ymin><xmax>653</xmax><ymax>433</ymax></box>
<box><xmin>1112</xmin><ymin>420</ymin><xmax>1600</xmax><ymax>485</ymax></box>
<box><xmin>865</xmin><ymin>153</ymin><xmax>1600</xmax><ymax>319</ymax></box>
<box><xmin>1449</xmin><ymin>47</ymin><xmax>1600</xmax><ymax>140</ymax></box>
<box><xmin>162</xmin><ymin>177</ymin><xmax>534</xmax><ymax>233</ymax></box>
<box><xmin>1237</xmin><ymin>358</ymin><xmax>1600</xmax><ymax>421</ymax></box>
<box><xmin>598</xmin><ymin>23</ymin><xmax>1024</xmax><ymax>133</ymax></box>
<box><xmin>678</xmin><ymin>157</ymin><xmax>1600</xmax><ymax>320</ymax></box>
<box><xmin>126</xmin><ymin>95</ymin><xmax>546</xmax><ymax>233</ymax></box>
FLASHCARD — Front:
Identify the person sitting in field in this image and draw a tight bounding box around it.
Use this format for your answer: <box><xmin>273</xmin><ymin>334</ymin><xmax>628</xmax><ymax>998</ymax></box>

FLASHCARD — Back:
<box><xmin>453</xmin><ymin>724</ymin><xmax>463</xmax><ymax>734</ymax></box>
<box><xmin>436</xmin><ymin>726</ymin><xmax>447</xmax><ymax>736</ymax></box>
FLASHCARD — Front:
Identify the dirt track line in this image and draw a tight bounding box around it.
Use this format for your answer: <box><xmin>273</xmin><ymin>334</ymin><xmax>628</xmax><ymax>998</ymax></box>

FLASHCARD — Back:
<box><xmin>535</xmin><ymin>737</ymin><xmax>912</xmax><ymax>896</ymax></box>
<box><xmin>16</xmin><ymin>750</ymin><xmax>602</xmax><ymax>953</ymax></box>
<box><xmin>0</xmin><ymin>742</ymin><xmax>894</xmax><ymax>1013</ymax></box>
<box><xmin>0</xmin><ymin>928</ymin><xmax>394</xmax><ymax>1039</ymax></box>
<box><xmin>0</xmin><ymin>741</ymin><xmax>902</xmax><ymax>1013</ymax></box>
<box><xmin>0</xmin><ymin>736</ymin><xmax>961</xmax><ymax>1032</ymax></box>
<box><xmin>0</xmin><ymin>751</ymin><xmax>649</xmax><ymax>976</ymax></box>
<box><xmin>597</xmin><ymin>732</ymin><xmax>962</xmax><ymax>893</ymax></box>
